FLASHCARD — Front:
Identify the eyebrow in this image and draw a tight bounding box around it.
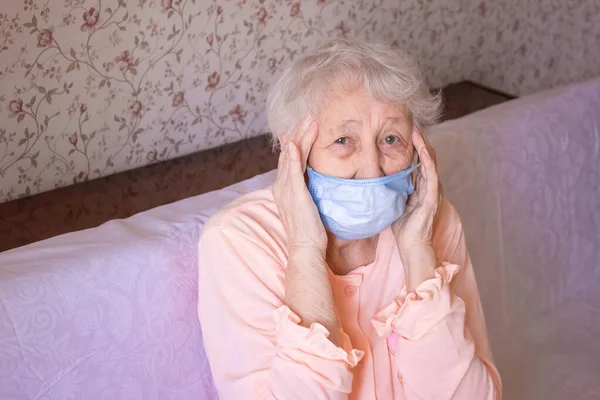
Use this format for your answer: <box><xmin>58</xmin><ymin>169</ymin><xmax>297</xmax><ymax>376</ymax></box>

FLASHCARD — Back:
<box><xmin>329</xmin><ymin>115</ymin><xmax>408</xmax><ymax>136</ymax></box>
<box><xmin>338</xmin><ymin>116</ymin><xmax>406</xmax><ymax>126</ymax></box>
<box><xmin>325</xmin><ymin>119</ymin><xmax>360</xmax><ymax>137</ymax></box>
<box><xmin>337</xmin><ymin>119</ymin><xmax>361</xmax><ymax>128</ymax></box>
<box><xmin>384</xmin><ymin>116</ymin><xmax>408</xmax><ymax>124</ymax></box>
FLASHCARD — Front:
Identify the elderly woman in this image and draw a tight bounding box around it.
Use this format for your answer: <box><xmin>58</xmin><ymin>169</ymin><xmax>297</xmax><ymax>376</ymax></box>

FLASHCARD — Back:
<box><xmin>197</xmin><ymin>39</ymin><xmax>502</xmax><ymax>399</ymax></box>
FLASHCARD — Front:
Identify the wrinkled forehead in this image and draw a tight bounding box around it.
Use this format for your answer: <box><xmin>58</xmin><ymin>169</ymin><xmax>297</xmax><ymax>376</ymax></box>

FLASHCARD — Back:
<box><xmin>316</xmin><ymin>86</ymin><xmax>412</xmax><ymax>135</ymax></box>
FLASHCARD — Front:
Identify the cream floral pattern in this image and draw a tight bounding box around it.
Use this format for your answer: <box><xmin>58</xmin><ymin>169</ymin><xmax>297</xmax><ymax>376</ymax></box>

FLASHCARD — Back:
<box><xmin>466</xmin><ymin>0</ymin><xmax>600</xmax><ymax>95</ymax></box>
<box><xmin>0</xmin><ymin>0</ymin><xmax>598</xmax><ymax>203</ymax></box>
<box><xmin>0</xmin><ymin>0</ymin><xmax>473</xmax><ymax>203</ymax></box>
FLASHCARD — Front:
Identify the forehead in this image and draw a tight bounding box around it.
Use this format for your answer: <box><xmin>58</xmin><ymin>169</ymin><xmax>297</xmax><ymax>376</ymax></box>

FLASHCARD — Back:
<box><xmin>317</xmin><ymin>87</ymin><xmax>409</xmax><ymax>129</ymax></box>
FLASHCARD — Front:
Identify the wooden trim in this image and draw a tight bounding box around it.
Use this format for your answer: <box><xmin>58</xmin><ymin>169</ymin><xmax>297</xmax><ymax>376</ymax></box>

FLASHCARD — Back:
<box><xmin>464</xmin><ymin>80</ymin><xmax>518</xmax><ymax>99</ymax></box>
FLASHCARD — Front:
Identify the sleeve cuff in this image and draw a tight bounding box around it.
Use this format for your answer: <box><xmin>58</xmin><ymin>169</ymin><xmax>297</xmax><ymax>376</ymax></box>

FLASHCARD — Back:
<box><xmin>371</xmin><ymin>263</ymin><xmax>462</xmax><ymax>340</ymax></box>
<box><xmin>274</xmin><ymin>306</ymin><xmax>364</xmax><ymax>367</ymax></box>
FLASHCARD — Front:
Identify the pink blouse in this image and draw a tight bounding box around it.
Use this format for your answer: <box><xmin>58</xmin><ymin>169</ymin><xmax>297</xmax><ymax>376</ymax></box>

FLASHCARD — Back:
<box><xmin>197</xmin><ymin>188</ymin><xmax>502</xmax><ymax>399</ymax></box>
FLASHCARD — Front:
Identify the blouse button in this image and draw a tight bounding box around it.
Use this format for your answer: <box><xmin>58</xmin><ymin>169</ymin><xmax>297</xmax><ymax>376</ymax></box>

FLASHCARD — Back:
<box><xmin>344</xmin><ymin>285</ymin><xmax>357</xmax><ymax>296</ymax></box>
<box><xmin>397</xmin><ymin>373</ymin><xmax>403</xmax><ymax>383</ymax></box>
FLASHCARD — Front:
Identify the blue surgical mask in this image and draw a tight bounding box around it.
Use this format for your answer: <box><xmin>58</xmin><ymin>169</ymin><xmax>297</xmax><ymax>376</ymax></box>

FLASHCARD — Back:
<box><xmin>306</xmin><ymin>165</ymin><xmax>418</xmax><ymax>241</ymax></box>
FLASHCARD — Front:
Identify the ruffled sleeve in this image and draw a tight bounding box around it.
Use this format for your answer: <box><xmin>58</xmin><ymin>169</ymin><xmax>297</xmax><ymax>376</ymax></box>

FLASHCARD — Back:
<box><xmin>198</xmin><ymin>224</ymin><xmax>363</xmax><ymax>400</ymax></box>
<box><xmin>371</xmin><ymin>262</ymin><xmax>497</xmax><ymax>399</ymax></box>
<box><xmin>274</xmin><ymin>306</ymin><xmax>364</xmax><ymax>367</ymax></box>
<box><xmin>371</xmin><ymin>263</ymin><xmax>461</xmax><ymax>340</ymax></box>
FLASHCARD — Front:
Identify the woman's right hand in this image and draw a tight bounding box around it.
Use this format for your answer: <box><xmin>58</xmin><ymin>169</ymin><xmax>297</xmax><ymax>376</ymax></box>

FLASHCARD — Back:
<box><xmin>272</xmin><ymin>116</ymin><xmax>327</xmax><ymax>255</ymax></box>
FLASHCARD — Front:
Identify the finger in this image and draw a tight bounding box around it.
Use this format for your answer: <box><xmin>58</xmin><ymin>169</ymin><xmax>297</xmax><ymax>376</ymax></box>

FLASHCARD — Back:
<box><xmin>411</xmin><ymin>165</ymin><xmax>422</xmax><ymax>189</ymax></box>
<box><xmin>419</xmin><ymin>127</ymin><xmax>437</xmax><ymax>161</ymax></box>
<box><xmin>414</xmin><ymin>129</ymin><xmax>437</xmax><ymax>177</ymax></box>
<box><xmin>291</xmin><ymin>115</ymin><xmax>317</xmax><ymax>171</ymax></box>
<box><xmin>414</xmin><ymin>168</ymin><xmax>427</xmax><ymax>203</ymax></box>
<box><xmin>273</xmin><ymin>145</ymin><xmax>290</xmax><ymax>197</ymax></box>
<box><xmin>297</xmin><ymin>119</ymin><xmax>318</xmax><ymax>171</ymax></box>
<box><xmin>276</xmin><ymin>143</ymin><xmax>293</xmax><ymax>184</ymax></box>
<box><xmin>412</xmin><ymin>128</ymin><xmax>430</xmax><ymax>157</ymax></box>
<box><xmin>286</xmin><ymin>142</ymin><xmax>306</xmax><ymax>185</ymax></box>
<box><xmin>279</xmin><ymin>114</ymin><xmax>311</xmax><ymax>150</ymax></box>
<box><xmin>415</xmin><ymin>128</ymin><xmax>444</xmax><ymax>205</ymax></box>
<box><xmin>276</xmin><ymin>142</ymin><xmax>288</xmax><ymax>171</ymax></box>
<box><xmin>416</xmin><ymin>167</ymin><xmax>426</xmax><ymax>189</ymax></box>
<box><xmin>290</xmin><ymin>114</ymin><xmax>313</xmax><ymax>144</ymax></box>
<box><xmin>412</xmin><ymin>128</ymin><xmax>427</xmax><ymax>162</ymax></box>
<box><xmin>419</xmin><ymin>146</ymin><xmax>439</xmax><ymax>207</ymax></box>
<box><xmin>411</xmin><ymin>130</ymin><xmax>428</xmax><ymax>194</ymax></box>
<box><xmin>413</xmin><ymin>127</ymin><xmax>437</xmax><ymax>164</ymax></box>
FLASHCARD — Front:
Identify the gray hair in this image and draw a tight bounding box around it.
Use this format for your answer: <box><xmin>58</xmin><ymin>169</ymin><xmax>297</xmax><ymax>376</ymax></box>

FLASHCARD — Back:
<box><xmin>266</xmin><ymin>39</ymin><xmax>441</xmax><ymax>144</ymax></box>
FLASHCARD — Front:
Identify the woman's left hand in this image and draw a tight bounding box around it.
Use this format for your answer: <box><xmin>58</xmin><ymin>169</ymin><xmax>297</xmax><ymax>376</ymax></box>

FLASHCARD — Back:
<box><xmin>391</xmin><ymin>128</ymin><xmax>444</xmax><ymax>290</ymax></box>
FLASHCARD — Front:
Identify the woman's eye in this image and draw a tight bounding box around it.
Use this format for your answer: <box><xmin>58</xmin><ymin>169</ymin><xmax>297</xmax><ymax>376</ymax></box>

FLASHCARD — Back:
<box><xmin>335</xmin><ymin>137</ymin><xmax>350</xmax><ymax>145</ymax></box>
<box><xmin>384</xmin><ymin>135</ymin><xmax>399</xmax><ymax>145</ymax></box>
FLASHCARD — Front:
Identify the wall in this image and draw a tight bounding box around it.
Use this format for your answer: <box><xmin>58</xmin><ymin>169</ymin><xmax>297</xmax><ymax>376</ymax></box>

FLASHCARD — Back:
<box><xmin>1</xmin><ymin>0</ymin><xmax>599</xmax><ymax>203</ymax></box>
<box><xmin>466</xmin><ymin>0</ymin><xmax>600</xmax><ymax>95</ymax></box>
<box><xmin>0</xmin><ymin>0</ymin><xmax>471</xmax><ymax>203</ymax></box>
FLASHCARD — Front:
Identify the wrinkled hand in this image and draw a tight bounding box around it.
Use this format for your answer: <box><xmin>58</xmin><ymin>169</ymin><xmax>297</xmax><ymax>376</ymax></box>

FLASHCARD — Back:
<box><xmin>392</xmin><ymin>128</ymin><xmax>443</xmax><ymax>260</ymax></box>
<box><xmin>272</xmin><ymin>116</ymin><xmax>327</xmax><ymax>254</ymax></box>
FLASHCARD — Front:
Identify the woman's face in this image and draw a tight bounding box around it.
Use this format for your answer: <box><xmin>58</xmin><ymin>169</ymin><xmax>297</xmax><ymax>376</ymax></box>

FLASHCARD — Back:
<box><xmin>308</xmin><ymin>87</ymin><xmax>415</xmax><ymax>179</ymax></box>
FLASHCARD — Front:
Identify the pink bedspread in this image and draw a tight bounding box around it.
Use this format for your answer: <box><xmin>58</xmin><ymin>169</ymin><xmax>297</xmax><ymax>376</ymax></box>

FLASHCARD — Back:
<box><xmin>432</xmin><ymin>78</ymin><xmax>600</xmax><ymax>399</ymax></box>
<box><xmin>1</xmin><ymin>78</ymin><xmax>599</xmax><ymax>399</ymax></box>
<box><xmin>0</xmin><ymin>174</ymin><xmax>275</xmax><ymax>400</ymax></box>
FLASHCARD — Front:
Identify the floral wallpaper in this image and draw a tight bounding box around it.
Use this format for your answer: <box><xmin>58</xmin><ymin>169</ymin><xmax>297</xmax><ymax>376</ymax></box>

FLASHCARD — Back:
<box><xmin>0</xmin><ymin>0</ymin><xmax>598</xmax><ymax>203</ymax></box>
<box><xmin>0</xmin><ymin>0</ymin><xmax>475</xmax><ymax>203</ymax></box>
<box><xmin>466</xmin><ymin>0</ymin><xmax>600</xmax><ymax>96</ymax></box>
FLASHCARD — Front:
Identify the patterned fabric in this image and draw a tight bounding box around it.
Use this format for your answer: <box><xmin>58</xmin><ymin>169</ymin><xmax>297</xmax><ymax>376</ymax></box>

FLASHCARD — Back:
<box><xmin>0</xmin><ymin>172</ymin><xmax>278</xmax><ymax>400</ymax></box>
<box><xmin>0</xmin><ymin>78</ymin><xmax>598</xmax><ymax>399</ymax></box>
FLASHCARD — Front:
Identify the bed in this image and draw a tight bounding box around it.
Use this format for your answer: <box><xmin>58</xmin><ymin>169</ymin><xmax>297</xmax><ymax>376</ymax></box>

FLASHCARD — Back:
<box><xmin>1</xmin><ymin>78</ymin><xmax>599</xmax><ymax>399</ymax></box>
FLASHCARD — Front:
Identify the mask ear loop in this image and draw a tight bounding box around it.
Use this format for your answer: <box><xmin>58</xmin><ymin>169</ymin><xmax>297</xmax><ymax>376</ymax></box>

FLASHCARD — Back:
<box><xmin>413</xmin><ymin>147</ymin><xmax>420</xmax><ymax>166</ymax></box>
